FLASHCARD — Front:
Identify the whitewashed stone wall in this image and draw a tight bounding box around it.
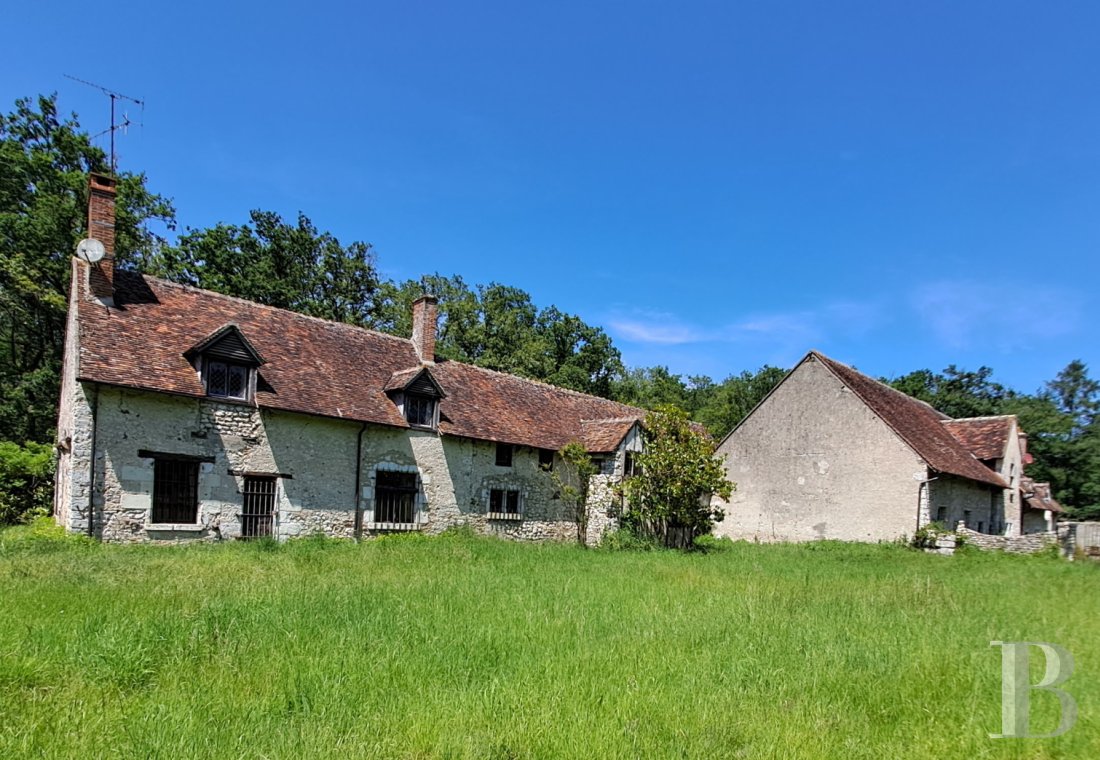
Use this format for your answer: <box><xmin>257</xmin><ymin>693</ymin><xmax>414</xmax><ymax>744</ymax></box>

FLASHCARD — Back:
<box><xmin>57</xmin><ymin>384</ymin><xmax>625</xmax><ymax>544</ymax></box>
<box><xmin>712</xmin><ymin>356</ymin><xmax>932</xmax><ymax>543</ymax></box>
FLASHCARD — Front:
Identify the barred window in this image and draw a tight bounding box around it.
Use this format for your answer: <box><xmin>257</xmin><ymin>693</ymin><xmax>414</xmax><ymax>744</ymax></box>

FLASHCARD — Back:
<box><xmin>241</xmin><ymin>476</ymin><xmax>276</xmax><ymax>538</ymax></box>
<box><xmin>151</xmin><ymin>458</ymin><xmax>199</xmax><ymax>523</ymax></box>
<box><xmin>205</xmin><ymin>359</ymin><xmax>250</xmax><ymax>400</ymax></box>
<box><xmin>374</xmin><ymin>471</ymin><xmax>419</xmax><ymax>525</ymax></box>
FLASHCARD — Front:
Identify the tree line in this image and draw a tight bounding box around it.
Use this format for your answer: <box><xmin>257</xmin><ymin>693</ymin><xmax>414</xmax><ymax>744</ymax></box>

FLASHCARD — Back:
<box><xmin>1</xmin><ymin>94</ymin><xmax>1097</xmax><ymax>522</ymax></box>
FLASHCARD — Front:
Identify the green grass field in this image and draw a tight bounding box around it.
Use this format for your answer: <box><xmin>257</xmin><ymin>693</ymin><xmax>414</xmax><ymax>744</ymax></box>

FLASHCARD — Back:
<box><xmin>0</xmin><ymin>522</ymin><xmax>1096</xmax><ymax>759</ymax></box>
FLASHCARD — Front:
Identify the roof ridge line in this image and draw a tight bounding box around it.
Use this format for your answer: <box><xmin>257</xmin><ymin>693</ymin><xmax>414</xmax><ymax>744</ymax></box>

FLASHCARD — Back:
<box><xmin>137</xmin><ymin>272</ymin><xmax>417</xmax><ymax>347</ymax></box>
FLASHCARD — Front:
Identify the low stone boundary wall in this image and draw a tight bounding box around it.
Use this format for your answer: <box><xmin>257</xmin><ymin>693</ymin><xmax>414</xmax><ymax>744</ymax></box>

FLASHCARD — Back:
<box><xmin>955</xmin><ymin>525</ymin><xmax>1060</xmax><ymax>555</ymax></box>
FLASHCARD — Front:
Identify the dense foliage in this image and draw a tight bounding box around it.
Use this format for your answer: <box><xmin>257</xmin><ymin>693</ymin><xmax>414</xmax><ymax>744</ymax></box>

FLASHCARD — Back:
<box><xmin>619</xmin><ymin>406</ymin><xmax>734</xmax><ymax>548</ymax></box>
<box><xmin>0</xmin><ymin>441</ymin><xmax>54</xmax><ymax>524</ymax></box>
<box><xmin>0</xmin><ymin>94</ymin><xmax>175</xmax><ymax>443</ymax></box>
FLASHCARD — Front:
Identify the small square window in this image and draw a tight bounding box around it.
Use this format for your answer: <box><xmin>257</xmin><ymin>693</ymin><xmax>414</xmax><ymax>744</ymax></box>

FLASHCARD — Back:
<box><xmin>405</xmin><ymin>394</ymin><xmax>436</xmax><ymax>428</ymax></box>
<box><xmin>206</xmin><ymin>359</ymin><xmax>250</xmax><ymax>400</ymax></box>
<box><xmin>495</xmin><ymin>443</ymin><xmax>513</xmax><ymax>467</ymax></box>
<box><xmin>538</xmin><ymin>449</ymin><xmax>554</xmax><ymax>471</ymax></box>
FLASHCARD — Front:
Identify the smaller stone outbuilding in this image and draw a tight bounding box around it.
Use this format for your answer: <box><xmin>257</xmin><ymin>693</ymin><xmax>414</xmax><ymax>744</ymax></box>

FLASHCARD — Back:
<box><xmin>712</xmin><ymin>351</ymin><xmax>1061</xmax><ymax>544</ymax></box>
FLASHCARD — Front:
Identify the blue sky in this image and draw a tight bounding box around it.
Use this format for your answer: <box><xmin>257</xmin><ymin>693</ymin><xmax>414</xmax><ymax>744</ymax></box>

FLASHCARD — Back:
<box><xmin>4</xmin><ymin>1</ymin><xmax>1098</xmax><ymax>392</ymax></box>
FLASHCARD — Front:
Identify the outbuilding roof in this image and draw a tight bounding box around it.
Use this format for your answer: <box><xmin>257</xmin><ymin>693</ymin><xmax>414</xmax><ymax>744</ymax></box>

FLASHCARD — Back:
<box><xmin>812</xmin><ymin>352</ymin><xmax>1008</xmax><ymax>488</ymax></box>
<box><xmin>941</xmin><ymin>416</ymin><xmax>1015</xmax><ymax>461</ymax></box>
<box><xmin>76</xmin><ymin>270</ymin><xmax>644</xmax><ymax>452</ymax></box>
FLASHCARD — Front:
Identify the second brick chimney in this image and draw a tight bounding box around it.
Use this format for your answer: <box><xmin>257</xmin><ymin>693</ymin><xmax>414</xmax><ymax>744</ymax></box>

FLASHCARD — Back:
<box><xmin>411</xmin><ymin>295</ymin><xmax>438</xmax><ymax>363</ymax></box>
<box><xmin>86</xmin><ymin>173</ymin><xmax>118</xmax><ymax>303</ymax></box>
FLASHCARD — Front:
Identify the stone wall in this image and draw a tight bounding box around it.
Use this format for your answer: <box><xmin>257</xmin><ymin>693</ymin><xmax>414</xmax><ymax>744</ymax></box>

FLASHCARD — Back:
<box><xmin>956</xmin><ymin>525</ymin><xmax>1058</xmax><ymax>554</ymax></box>
<box><xmin>60</xmin><ymin>384</ymin><xmax>625</xmax><ymax>544</ymax></box>
<box><xmin>712</xmin><ymin>355</ymin><xmax>931</xmax><ymax>543</ymax></box>
<box><xmin>927</xmin><ymin>475</ymin><xmax>999</xmax><ymax>535</ymax></box>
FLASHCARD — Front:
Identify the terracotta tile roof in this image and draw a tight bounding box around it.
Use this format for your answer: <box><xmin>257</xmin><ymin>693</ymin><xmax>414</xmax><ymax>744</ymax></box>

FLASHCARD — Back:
<box><xmin>812</xmin><ymin>352</ymin><xmax>1008</xmax><ymax>488</ymax></box>
<box><xmin>77</xmin><ymin>270</ymin><xmax>645</xmax><ymax>452</ymax></box>
<box><xmin>1020</xmin><ymin>477</ymin><xmax>1064</xmax><ymax>514</ymax></box>
<box><xmin>578</xmin><ymin>419</ymin><xmax>640</xmax><ymax>453</ymax></box>
<box><xmin>941</xmin><ymin>416</ymin><xmax>1015</xmax><ymax>461</ymax></box>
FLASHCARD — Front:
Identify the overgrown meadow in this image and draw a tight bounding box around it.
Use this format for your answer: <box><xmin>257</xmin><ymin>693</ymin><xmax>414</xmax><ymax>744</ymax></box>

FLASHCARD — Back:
<box><xmin>1</xmin><ymin>522</ymin><xmax>1096</xmax><ymax>759</ymax></box>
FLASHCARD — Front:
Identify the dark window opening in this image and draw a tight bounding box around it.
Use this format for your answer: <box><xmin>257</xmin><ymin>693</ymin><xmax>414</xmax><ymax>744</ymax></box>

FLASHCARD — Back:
<box><xmin>935</xmin><ymin>506</ymin><xmax>946</xmax><ymax>523</ymax></box>
<box><xmin>978</xmin><ymin>521</ymin><xmax>984</xmax><ymax>533</ymax></box>
<box><xmin>624</xmin><ymin>451</ymin><xmax>640</xmax><ymax>477</ymax></box>
<box><xmin>489</xmin><ymin>488</ymin><xmax>520</xmax><ymax>515</ymax></box>
<box><xmin>241</xmin><ymin>476</ymin><xmax>276</xmax><ymax>538</ymax></box>
<box><xmin>405</xmin><ymin>394</ymin><xmax>436</xmax><ymax>428</ymax></box>
<box><xmin>152</xmin><ymin>458</ymin><xmax>199</xmax><ymax>523</ymax></box>
<box><xmin>206</xmin><ymin>359</ymin><xmax>250</xmax><ymax>400</ymax></box>
<box><xmin>375</xmin><ymin>471</ymin><xmax>418</xmax><ymax>524</ymax></box>
<box><xmin>538</xmin><ymin>449</ymin><xmax>554</xmax><ymax>471</ymax></box>
<box><xmin>495</xmin><ymin>443</ymin><xmax>513</xmax><ymax>467</ymax></box>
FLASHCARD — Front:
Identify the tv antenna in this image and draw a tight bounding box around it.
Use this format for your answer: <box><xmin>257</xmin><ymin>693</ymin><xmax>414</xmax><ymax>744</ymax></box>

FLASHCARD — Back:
<box><xmin>63</xmin><ymin>74</ymin><xmax>144</xmax><ymax>171</ymax></box>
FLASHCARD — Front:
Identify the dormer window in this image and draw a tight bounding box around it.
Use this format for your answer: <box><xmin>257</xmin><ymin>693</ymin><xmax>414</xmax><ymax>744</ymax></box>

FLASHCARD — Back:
<box><xmin>404</xmin><ymin>394</ymin><xmax>436</xmax><ymax>427</ymax></box>
<box><xmin>205</xmin><ymin>360</ymin><xmax>250</xmax><ymax>400</ymax></box>
<box><xmin>186</xmin><ymin>324</ymin><xmax>266</xmax><ymax>403</ymax></box>
<box><xmin>385</xmin><ymin>367</ymin><xmax>446</xmax><ymax>431</ymax></box>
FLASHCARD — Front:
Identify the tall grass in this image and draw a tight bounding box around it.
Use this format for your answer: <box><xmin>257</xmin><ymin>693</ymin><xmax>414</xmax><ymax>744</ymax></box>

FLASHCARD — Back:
<box><xmin>0</xmin><ymin>522</ymin><xmax>1096</xmax><ymax>758</ymax></box>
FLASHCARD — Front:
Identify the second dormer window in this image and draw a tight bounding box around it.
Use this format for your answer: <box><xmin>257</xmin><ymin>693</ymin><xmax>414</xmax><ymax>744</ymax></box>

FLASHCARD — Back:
<box><xmin>206</xmin><ymin>359</ymin><xmax>250</xmax><ymax>400</ymax></box>
<box><xmin>405</xmin><ymin>393</ymin><xmax>436</xmax><ymax>428</ymax></box>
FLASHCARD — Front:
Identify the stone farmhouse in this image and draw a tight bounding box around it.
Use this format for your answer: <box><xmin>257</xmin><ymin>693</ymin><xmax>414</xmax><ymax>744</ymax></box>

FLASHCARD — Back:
<box><xmin>711</xmin><ymin>351</ymin><xmax>1062</xmax><ymax>543</ymax></box>
<box><xmin>54</xmin><ymin>175</ymin><xmax>644</xmax><ymax>543</ymax></box>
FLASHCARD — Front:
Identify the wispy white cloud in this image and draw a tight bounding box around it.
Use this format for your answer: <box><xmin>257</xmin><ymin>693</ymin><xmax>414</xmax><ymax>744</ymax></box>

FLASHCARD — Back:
<box><xmin>911</xmin><ymin>280</ymin><xmax>1081</xmax><ymax>350</ymax></box>
<box><xmin>607</xmin><ymin>299</ymin><xmax>885</xmax><ymax>349</ymax></box>
<box><xmin>608</xmin><ymin>316</ymin><xmax>705</xmax><ymax>345</ymax></box>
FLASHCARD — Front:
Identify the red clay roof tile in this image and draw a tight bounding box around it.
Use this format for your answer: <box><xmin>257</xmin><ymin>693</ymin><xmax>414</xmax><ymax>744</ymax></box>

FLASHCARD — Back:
<box><xmin>77</xmin><ymin>270</ymin><xmax>645</xmax><ymax>452</ymax></box>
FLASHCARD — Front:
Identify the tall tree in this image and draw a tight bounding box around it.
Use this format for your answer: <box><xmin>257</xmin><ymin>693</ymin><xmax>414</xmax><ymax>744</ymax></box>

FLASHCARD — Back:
<box><xmin>619</xmin><ymin>406</ymin><xmax>734</xmax><ymax>548</ymax></box>
<box><xmin>145</xmin><ymin>210</ymin><xmax>380</xmax><ymax>327</ymax></box>
<box><xmin>0</xmin><ymin>94</ymin><xmax>174</xmax><ymax>442</ymax></box>
<box><xmin>888</xmin><ymin>365</ymin><xmax>1014</xmax><ymax>419</ymax></box>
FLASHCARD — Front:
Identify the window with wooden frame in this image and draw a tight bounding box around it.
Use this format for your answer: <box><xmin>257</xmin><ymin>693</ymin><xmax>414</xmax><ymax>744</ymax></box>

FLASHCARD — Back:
<box><xmin>373</xmin><ymin>470</ymin><xmax>419</xmax><ymax>527</ymax></box>
<box><xmin>205</xmin><ymin>359</ymin><xmax>251</xmax><ymax>400</ymax></box>
<box><xmin>151</xmin><ymin>458</ymin><xmax>200</xmax><ymax>524</ymax></box>
<box><xmin>488</xmin><ymin>488</ymin><xmax>521</xmax><ymax>519</ymax></box>
<box><xmin>404</xmin><ymin>393</ymin><xmax>436</xmax><ymax>428</ymax></box>
<box><xmin>495</xmin><ymin>443</ymin><xmax>513</xmax><ymax>467</ymax></box>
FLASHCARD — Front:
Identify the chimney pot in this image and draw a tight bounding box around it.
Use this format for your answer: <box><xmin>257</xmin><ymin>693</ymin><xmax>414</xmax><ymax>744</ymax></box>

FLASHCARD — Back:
<box><xmin>86</xmin><ymin>173</ymin><xmax>117</xmax><ymax>303</ymax></box>
<box><xmin>411</xmin><ymin>295</ymin><xmax>438</xmax><ymax>363</ymax></box>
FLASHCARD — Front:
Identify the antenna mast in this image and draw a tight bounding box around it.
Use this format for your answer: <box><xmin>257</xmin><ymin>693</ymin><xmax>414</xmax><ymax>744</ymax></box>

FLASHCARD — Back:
<box><xmin>63</xmin><ymin>74</ymin><xmax>144</xmax><ymax>172</ymax></box>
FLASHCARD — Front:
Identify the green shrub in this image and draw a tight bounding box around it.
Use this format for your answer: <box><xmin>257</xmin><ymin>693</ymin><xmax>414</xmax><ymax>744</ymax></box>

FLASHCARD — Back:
<box><xmin>0</xmin><ymin>441</ymin><xmax>54</xmax><ymax>525</ymax></box>
<box><xmin>692</xmin><ymin>533</ymin><xmax>734</xmax><ymax>553</ymax></box>
<box><xmin>911</xmin><ymin>521</ymin><xmax>950</xmax><ymax>550</ymax></box>
<box><xmin>598</xmin><ymin>526</ymin><xmax>662</xmax><ymax>552</ymax></box>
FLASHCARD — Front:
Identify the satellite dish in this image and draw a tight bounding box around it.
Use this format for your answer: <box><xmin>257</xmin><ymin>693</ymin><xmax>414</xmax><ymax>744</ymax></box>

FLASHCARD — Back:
<box><xmin>76</xmin><ymin>238</ymin><xmax>106</xmax><ymax>263</ymax></box>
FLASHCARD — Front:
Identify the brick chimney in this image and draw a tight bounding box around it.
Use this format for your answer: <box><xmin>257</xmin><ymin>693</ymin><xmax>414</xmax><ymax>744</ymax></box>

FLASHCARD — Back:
<box><xmin>411</xmin><ymin>295</ymin><xmax>438</xmax><ymax>363</ymax></box>
<box><xmin>86</xmin><ymin>173</ymin><xmax>117</xmax><ymax>302</ymax></box>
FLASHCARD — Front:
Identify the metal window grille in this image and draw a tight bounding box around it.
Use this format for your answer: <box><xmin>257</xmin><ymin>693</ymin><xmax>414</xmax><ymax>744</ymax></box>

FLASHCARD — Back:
<box><xmin>490</xmin><ymin>488</ymin><xmax>520</xmax><ymax>514</ymax></box>
<box><xmin>241</xmin><ymin>476</ymin><xmax>277</xmax><ymax>538</ymax></box>
<box><xmin>375</xmin><ymin>471</ymin><xmax>418</xmax><ymax>524</ymax></box>
<box><xmin>152</xmin><ymin>459</ymin><xmax>199</xmax><ymax>523</ymax></box>
<box><xmin>495</xmin><ymin>444</ymin><xmax>513</xmax><ymax>467</ymax></box>
<box><xmin>405</xmin><ymin>394</ymin><xmax>435</xmax><ymax>427</ymax></box>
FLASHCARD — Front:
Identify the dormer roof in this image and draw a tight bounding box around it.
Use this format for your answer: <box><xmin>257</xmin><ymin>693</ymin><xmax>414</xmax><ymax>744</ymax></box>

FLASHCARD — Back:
<box><xmin>384</xmin><ymin>367</ymin><xmax>447</xmax><ymax>398</ymax></box>
<box><xmin>185</xmin><ymin>323</ymin><xmax>266</xmax><ymax>366</ymax></box>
